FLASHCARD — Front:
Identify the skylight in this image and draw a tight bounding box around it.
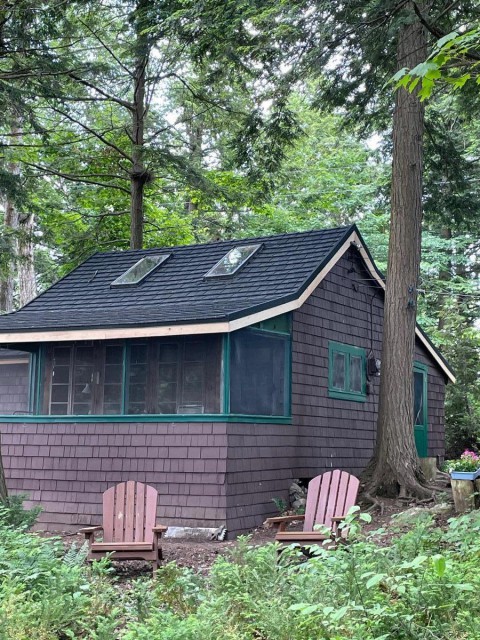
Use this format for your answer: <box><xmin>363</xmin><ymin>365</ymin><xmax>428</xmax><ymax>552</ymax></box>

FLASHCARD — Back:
<box><xmin>111</xmin><ymin>254</ymin><xmax>170</xmax><ymax>287</ymax></box>
<box><xmin>205</xmin><ymin>244</ymin><xmax>262</xmax><ymax>278</ymax></box>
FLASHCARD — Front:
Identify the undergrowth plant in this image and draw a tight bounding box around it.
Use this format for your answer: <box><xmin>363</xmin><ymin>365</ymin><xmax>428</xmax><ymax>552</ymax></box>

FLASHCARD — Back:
<box><xmin>0</xmin><ymin>494</ymin><xmax>41</xmax><ymax>530</ymax></box>
<box><xmin>3</xmin><ymin>509</ymin><xmax>480</xmax><ymax>639</ymax></box>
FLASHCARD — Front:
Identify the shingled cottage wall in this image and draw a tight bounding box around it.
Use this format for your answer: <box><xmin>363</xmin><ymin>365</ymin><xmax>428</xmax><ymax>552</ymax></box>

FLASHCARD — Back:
<box><xmin>0</xmin><ymin>248</ymin><xmax>447</xmax><ymax>534</ymax></box>
<box><xmin>224</xmin><ymin>249</ymin><xmax>446</xmax><ymax>534</ymax></box>
<box><xmin>1</xmin><ymin>422</ymin><xmax>228</xmax><ymax>530</ymax></box>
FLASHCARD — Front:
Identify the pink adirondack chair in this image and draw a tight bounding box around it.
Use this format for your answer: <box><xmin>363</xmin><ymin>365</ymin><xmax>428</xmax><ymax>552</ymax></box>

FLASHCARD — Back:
<box><xmin>80</xmin><ymin>481</ymin><xmax>167</xmax><ymax>570</ymax></box>
<box><xmin>265</xmin><ymin>470</ymin><xmax>360</xmax><ymax>544</ymax></box>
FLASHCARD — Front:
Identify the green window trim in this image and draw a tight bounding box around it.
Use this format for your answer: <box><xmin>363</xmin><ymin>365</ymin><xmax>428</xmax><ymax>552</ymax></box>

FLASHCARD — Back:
<box><xmin>25</xmin><ymin>319</ymin><xmax>293</xmax><ymax>421</ymax></box>
<box><xmin>328</xmin><ymin>341</ymin><xmax>367</xmax><ymax>402</ymax></box>
<box><xmin>0</xmin><ymin>413</ymin><xmax>292</xmax><ymax>425</ymax></box>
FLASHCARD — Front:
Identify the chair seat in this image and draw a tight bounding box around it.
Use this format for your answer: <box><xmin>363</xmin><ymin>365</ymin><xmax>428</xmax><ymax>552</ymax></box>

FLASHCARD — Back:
<box><xmin>90</xmin><ymin>542</ymin><xmax>153</xmax><ymax>552</ymax></box>
<box><xmin>275</xmin><ymin>532</ymin><xmax>329</xmax><ymax>543</ymax></box>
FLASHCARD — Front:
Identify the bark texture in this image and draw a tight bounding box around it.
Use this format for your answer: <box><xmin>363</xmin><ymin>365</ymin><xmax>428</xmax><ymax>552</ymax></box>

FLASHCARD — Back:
<box><xmin>365</xmin><ymin>5</ymin><xmax>430</xmax><ymax>498</ymax></box>
<box><xmin>18</xmin><ymin>213</ymin><xmax>36</xmax><ymax>307</ymax></box>
<box><xmin>129</xmin><ymin>1</ymin><xmax>149</xmax><ymax>250</ymax></box>
<box><xmin>0</xmin><ymin>193</ymin><xmax>19</xmax><ymax>314</ymax></box>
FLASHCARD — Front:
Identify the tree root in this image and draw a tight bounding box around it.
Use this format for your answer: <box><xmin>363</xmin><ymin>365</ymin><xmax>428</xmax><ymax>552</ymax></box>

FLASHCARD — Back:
<box><xmin>361</xmin><ymin>491</ymin><xmax>385</xmax><ymax>515</ymax></box>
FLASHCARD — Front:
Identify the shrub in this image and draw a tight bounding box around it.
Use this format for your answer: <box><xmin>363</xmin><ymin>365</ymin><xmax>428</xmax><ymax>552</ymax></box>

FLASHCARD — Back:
<box><xmin>0</xmin><ymin>524</ymin><xmax>119</xmax><ymax>640</ymax></box>
<box><xmin>0</xmin><ymin>494</ymin><xmax>41</xmax><ymax>530</ymax></box>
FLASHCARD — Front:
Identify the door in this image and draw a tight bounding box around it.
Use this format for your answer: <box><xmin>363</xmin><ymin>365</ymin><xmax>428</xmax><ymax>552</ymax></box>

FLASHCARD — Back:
<box><xmin>413</xmin><ymin>363</ymin><xmax>428</xmax><ymax>458</ymax></box>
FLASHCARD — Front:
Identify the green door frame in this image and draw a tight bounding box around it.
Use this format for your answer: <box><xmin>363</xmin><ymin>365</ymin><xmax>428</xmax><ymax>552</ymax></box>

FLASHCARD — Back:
<box><xmin>413</xmin><ymin>362</ymin><xmax>428</xmax><ymax>458</ymax></box>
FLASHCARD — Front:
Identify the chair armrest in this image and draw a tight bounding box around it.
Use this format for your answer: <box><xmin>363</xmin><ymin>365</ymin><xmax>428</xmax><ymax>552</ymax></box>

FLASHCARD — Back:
<box><xmin>79</xmin><ymin>526</ymin><xmax>103</xmax><ymax>534</ymax></box>
<box><xmin>152</xmin><ymin>525</ymin><xmax>168</xmax><ymax>533</ymax></box>
<box><xmin>330</xmin><ymin>516</ymin><xmax>346</xmax><ymax>523</ymax></box>
<box><xmin>264</xmin><ymin>514</ymin><xmax>305</xmax><ymax>526</ymax></box>
<box><xmin>79</xmin><ymin>526</ymin><xmax>103</xmax><ymax>544</ymax></box>
<box><xmin>265</xmin><ymin>514</ymin><xmax>305</xmax><ymax>532</ymax></box>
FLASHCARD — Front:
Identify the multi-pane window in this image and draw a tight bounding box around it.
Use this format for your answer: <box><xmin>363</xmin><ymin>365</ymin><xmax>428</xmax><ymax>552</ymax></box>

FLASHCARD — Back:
<box><xmin>229</xmin><ymin>328</ymin><xmax>290</xmax><ymax>416</ymax></box>
<box><xmin>328</xmin><ymin>342</ymin><xmax>366</xmax><ymax>402</ymax></box>
<box><xmin>44</xmin><ymin>337</ymin><xmax>221</xmax><ymax>416</ymax></box>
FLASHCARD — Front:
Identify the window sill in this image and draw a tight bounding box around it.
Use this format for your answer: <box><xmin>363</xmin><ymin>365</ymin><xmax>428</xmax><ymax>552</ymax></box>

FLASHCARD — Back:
<box><xmin>0</xmin><ymin>413</ymin><xmax>292</xmax><ymax>424</ymax></box>
<box><xmin>328</xmin><ymin>390</ymin><xmax>367</xmax><ymax>403</ymax></box>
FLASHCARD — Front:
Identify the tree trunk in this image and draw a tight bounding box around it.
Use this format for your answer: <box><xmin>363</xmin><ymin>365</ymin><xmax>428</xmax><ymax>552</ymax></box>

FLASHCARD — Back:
<box><xmin>437</xmin><ymin>227</ymin><xmax>452</xmax><ymax>330</ymax></box>
<box><xmin>129</xmin><ymin>2</ymin><xmax>148</xmax><ymax>250</ymax></box>
<box><xmin>0</xmin><ymin>194</ymin><xmax>19</xmax><ymax>314</ymax></box>
<box><xmin>364</xmin><ymin>5</ymin><xmax>430</xmax><ymax>499</ymax></box>
<box><xmin>18</xmin><ymin>213</ymin><xmax>36</xmax><ymax>307</ymax></box>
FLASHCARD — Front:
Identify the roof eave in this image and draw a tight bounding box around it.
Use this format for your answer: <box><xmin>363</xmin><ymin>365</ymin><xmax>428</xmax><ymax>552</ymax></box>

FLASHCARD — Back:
<box><xmin>0</xmin><ymin>225</ymin><xmax>455</xmax><ymax>383</ymax></box>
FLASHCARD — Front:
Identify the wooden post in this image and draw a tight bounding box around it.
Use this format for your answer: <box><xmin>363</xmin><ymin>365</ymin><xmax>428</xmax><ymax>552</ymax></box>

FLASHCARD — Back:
<box><xmin>451</xmin><ymin>479</ymin><xmax>476</xmax><ymax>513</ymax></box>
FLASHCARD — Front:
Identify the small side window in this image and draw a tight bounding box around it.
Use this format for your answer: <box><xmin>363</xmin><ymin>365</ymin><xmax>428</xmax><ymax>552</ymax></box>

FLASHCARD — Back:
<box><xmin>328</xmin><ymin>342</ymin><xmax>366</xmax><ymax>402</ymax></box>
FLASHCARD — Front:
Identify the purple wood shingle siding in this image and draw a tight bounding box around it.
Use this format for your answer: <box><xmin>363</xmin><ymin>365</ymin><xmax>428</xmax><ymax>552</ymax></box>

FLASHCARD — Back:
<box><xmin>0</xmin><ymin>249</ymin><xmax>447</xmax><ymax>535</ymax></box>
<box><xmin>224</xmin><ymin>249</ymin><xmax>446</xmax><ymax>534</ymax></box>
<box><xmin>1</xmin><ymin>422</ymin><xmax>228</xmax><ymax>530</ymax></box>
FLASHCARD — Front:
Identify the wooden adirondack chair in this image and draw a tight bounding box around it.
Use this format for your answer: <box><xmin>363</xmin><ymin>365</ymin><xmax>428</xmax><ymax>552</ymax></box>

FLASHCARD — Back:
<box><xmin>265</xmin><ymin>470</ymin><xmax>359</xmax><ymax>545</ymax></box>
<box><xmin>80</xmin><ymin>481</ymin><xmax>168</xmax><ymax>570</ymax></box>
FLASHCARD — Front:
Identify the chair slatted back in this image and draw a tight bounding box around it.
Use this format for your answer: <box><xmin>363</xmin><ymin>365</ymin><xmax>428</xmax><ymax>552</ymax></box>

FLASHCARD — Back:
<box><xmin>102</xmin><ymin>481</ymin><xmax>158</xmax><ymax>543</ymax></box>
<box><xmin>304</xmin><ymin>471</ymin><xmax>359</xmax><ymax>533</ymax></box>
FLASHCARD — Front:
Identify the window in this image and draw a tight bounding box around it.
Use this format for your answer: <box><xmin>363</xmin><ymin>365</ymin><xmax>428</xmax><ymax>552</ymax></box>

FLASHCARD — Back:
<box><xmin>205</xmin><ymin>244</ymin><xmax>261</xmax><ymax>278</ymax></box>
<box><xmin>328</xmin><ymin>342</ymin><xmax>366</xmax><ymax>402</ymax></box>
<box><xmin>229</xmin><ymin>328</ymin><xmax>290</xmax><ymax>416</ymax></box>
<box><xmin>43</xmin><ymin>336</ymin><xmax>222</xmax><ymax>416</ymax></box>
<box><xmin>125</xmin><ymin>338</ymin><xmax>217</xmax><ymax>415</ymax></box>
<box><xmin>111</xmin><ymin>254</ymin><xmax>170</xmax><ymax>287</ymax></box>
<box><xmin>48</xmin><ymin>343</ymin><xmax>124</xmax><ymax>415</ymax></box>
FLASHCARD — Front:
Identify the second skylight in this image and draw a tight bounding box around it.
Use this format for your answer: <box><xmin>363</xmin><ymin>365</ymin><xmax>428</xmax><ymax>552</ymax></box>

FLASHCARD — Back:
<box><xmin>205</xmin><ymin>244</ymin><xmax>262</xmax><ymax>278</ymax></box>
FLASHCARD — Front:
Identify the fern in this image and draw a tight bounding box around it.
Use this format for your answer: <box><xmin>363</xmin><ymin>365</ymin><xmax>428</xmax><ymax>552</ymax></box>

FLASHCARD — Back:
<box><xmin>63</xmin><ymin>541</ymin><xmax>89</xmax><ymax>568</ymax></box>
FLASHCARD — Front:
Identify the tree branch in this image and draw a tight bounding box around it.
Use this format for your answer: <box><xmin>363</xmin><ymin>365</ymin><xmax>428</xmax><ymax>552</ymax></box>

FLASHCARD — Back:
<box><xmin>21</xmin><ymin>160</ymin><xmax>131</xmax><ymax>193</ymax></box>
<box><xmin>49</xmin><ymin>106</ymin><xmax>133</xmax><ymax>163</ymax></box>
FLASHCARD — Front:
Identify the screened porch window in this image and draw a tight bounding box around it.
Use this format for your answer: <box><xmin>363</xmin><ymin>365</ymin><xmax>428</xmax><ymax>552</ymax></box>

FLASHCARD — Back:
<box><xmin>43</xmin><ymin>337</ymin><xmax>221</xmax><ymax>416</ymax></box>
<box><xmin>229</xmin><ymin>328</ymin><xmax>290</xmax><ymax>416</ymax></box>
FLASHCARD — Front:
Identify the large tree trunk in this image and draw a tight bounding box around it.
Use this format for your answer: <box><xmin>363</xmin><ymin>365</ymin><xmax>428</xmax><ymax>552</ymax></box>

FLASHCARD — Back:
<box><xmin>365</xmin><ymin>4</ymin><xmax>430</xmax><ymax>499</ymax></box>
<box><xmin>0</xmin><ymin>195</ymin><xmax>19</xmax><ymax>313</ymax></box>
<box><xmin>129</xmin><ymin>1</ymin><xmax>149</xmax><ymax>250</ymax></box>
<box><xmin>18</xmin><ymin>213</ymin><xmax>36</xmax><ymax>307</ymax></box>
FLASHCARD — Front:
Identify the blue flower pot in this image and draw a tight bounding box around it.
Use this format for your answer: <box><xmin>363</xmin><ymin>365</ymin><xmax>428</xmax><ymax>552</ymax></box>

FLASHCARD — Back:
<box><xmin>450</xmin><ymin>470</ymin><xmax>480</xmax><ymax>481</ymax></box>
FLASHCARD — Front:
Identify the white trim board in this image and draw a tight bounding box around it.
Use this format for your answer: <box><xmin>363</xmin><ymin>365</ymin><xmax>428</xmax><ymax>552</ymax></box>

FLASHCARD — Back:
<box><xmin>0</xmin><ymin>229</ymin><xmax>455</xmax><ymax>382</ymax></box>
<box><xmin>0</xmin><ymin>358</ymin><xmax>30</xmax><ymax>365</ymax></box>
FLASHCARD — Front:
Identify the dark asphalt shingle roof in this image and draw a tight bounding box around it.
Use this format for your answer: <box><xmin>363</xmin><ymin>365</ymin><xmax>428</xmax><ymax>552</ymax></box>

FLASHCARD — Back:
<box><xmin>0</xmin><ymin>226</ymin><xmax>354</xmax><ymax>333</ymax></box>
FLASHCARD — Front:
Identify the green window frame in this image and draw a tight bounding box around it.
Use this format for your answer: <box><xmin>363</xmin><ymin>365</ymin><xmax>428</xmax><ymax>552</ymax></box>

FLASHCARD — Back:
<box><xmin>328</xmin><ymin>341</ymin><xmax>366</xmax><ymax>402</ymax></box>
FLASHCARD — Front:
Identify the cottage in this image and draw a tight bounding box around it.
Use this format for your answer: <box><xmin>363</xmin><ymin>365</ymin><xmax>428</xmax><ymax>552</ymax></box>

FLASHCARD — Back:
<box><xmin>0</xmin><ymin>225</ymin><xmax>454</xmax><ymax>534</ymax></box>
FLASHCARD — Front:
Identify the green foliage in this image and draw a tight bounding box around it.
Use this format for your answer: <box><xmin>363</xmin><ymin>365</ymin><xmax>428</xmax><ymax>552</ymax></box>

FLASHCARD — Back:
<box><xmin>121</xmin><ymin>512</ymin><xmax>480</xmax><ymax>640</ymax></box>
<box><xmin>271</xmin><ymin>497</ymin><xmax>288</xmax><ymax>514</ymax></box>
<box><xmin>394</xmin><ymin>27</ymin><xmax>480</xmax><ymax>99</ymax></box>
<box><xmin>5</xmin><ymin>511</ymin><xmax>480</xmax><ymax>638</ymax></box>
<box><xmin>0</xmin><ymin>524</ymin><xmax>119</xmax><ymax>640</ymax></box>
<box><xmin>0</xmin><ymin>494</ymin><xmax>41</xmax><ymax>531</ymax></box>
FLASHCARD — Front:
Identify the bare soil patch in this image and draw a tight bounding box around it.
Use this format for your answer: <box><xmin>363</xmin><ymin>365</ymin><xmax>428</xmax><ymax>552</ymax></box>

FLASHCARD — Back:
<box><xmin>41</xmin><ymin>495</ymin><xmax>454</xmax><ymax>577</ymax></box>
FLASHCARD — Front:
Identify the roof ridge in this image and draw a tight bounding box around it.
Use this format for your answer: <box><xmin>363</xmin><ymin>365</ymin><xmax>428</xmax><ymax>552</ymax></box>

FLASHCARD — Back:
<box><xmin>94</xmin><ymin>225</ymin><xmax>354</xmax><ymax>258</ymax></box>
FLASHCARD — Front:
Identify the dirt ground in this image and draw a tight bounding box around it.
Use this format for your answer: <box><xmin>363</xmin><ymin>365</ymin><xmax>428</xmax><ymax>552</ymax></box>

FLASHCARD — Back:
<box><xmin>44</xmin><ymin>495</ymin><xmax>454</xmax><ymax>577</ymax></box>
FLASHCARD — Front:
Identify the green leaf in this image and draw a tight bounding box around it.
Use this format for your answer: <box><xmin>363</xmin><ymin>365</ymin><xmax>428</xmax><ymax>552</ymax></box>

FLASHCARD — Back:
<box><xmin>435</xmin><ymin>31</ymin><xmax>459</xmax><ymax>50</ymax></box>
<box><xmin>366</xmin><ymin>574</ymin><xmax>386</xmax><ymax>589</ymax></box>
<box><xmin>432</xmin><ymin>554</ymin><xmax>446</xmax><ymax>577</ymax></box>
<box><xmin>391</xmin><ymin>67</ymin><xmax>408</xmax><ymax>83</ymax></box>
